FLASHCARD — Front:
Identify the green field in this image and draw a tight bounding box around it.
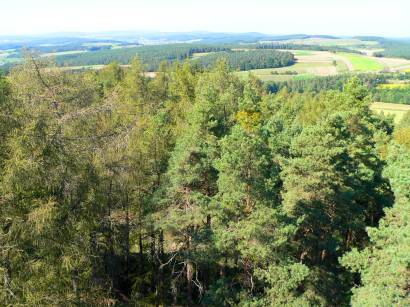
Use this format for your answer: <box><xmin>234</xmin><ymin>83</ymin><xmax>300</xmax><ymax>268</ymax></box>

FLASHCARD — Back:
<box><xmin>340</xmin><ymin>53</ymin><xmax>384</xmax><ymax>71</ymax></box>
<box><xmin>291</xmin><ymin>50</ymin><xmax>314</xmax><ymax>56</ymax></box>
<box><xmin>237</xmin><ymin>60</ymin><xmax>337</xmax><ymax>81</ymax></box>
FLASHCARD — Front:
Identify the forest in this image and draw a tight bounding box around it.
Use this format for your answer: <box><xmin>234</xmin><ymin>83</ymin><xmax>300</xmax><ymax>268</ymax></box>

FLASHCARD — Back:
<box><xmin>372</xmin><ymin>87</ymin><xmax>410</xmax><ymax>104</ymax></box>
<box><xmin>0</xmin><ymin>56</ymin><xmax>409</xmax><ymax>307</ymax></box>
<box><xmin>192</xmin><ymin>50</ymin><xmax>295</xmax><ymax>71</ymax></box>
<box><xmin>267</xmin><ymin>73</ymin><xmax>410</xmax><ymax>105</ymax></box>
<box><xmin>52</xmin><ymin>44</ymin><xmax>231</xmax><ymax>70</ymax></box>
<box><xmin>373</xmin><ymin>38</ymin><xmax>410</xmax><ymax>60</ymax></box>
<box><xmin>255</xmin><ymin>43</ymin><xmax>361</xmax><ymax>54</ymax></box>
<box><xmin>52</xmin><ymin>47</ymin><xmax>294</xmax><ymax>72</ymax></box>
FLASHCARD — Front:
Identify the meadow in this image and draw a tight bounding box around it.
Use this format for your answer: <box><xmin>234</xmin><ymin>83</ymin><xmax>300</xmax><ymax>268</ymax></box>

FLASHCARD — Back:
<box><xmin>340</xmin><ymin>53</ymin><xmax>385</xmax><ymax>71</ymax></box>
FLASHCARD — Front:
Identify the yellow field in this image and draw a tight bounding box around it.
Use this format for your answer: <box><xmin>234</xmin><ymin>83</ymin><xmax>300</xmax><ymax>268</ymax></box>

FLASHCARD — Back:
<box><xmin>377</xmin><ymin>83</ymin><xmax>410</xmax><ymax>89</ymax></box>
<box><xmin>370</xmin><ymin>102</ymin><xmax>410</xmax><ymax>124</ymax></box>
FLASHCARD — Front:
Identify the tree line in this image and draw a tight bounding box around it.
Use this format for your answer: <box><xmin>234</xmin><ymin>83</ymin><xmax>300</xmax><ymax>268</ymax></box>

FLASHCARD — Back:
<box><xmin>52</xmin><ymin>44</ymin><xmax>230</xmax><ymax>70</ymax></box>
<box><xmin>256</xmin><ymin>43</ymin><xmax>361</xmax><ymax>54</ymax></box>
<box><xmin>0</xmin><ymin>57</ymin><xmax>409</xmax><ymax>306</ymax></box>
<box><xmin>374</xmin><ymin>39</ymin><xmax>410</xmax><ymax>60</ymax></box>
<box><xmin>192</xmin><ymin>50</ymin><xmax>295</xmax><ymax>71</ymax></box>
<box><xmin>267</xmin><ymin>73</ymin><xmax>410</xmax><ymax>105</ymax></box>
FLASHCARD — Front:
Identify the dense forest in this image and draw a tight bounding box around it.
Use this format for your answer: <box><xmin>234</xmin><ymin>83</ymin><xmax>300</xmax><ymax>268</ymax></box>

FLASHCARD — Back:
<box><xmin>51</xmin><ymin>44</ymin><xmax>230</xmax><ymax>70</ymax></box>
<box><xmin>0</xmin><ymin>57</ymin><xmax>409</xmax><ymax>306</ymax></box>
<box><xmin>373</xmin><ymin>38</ymin><xmax>410</xmax><ymax>60</ymax></box>
<box><xmin>192</xmin><ymin>50</ymin><xmax>295</xmax><ymax>71</ymax></box>
<box><xmin>372</xmin><ymin>86</ymin><xmax>410</xmax><ymax>104</ymax></box>
<box><xmin>266</xmin><ymin>73</ymin><xmax>388</xmax><ymax>94</ymax></box>
<box><xmin>267</xmin><ymin>73</ymin><xmax>410</xmax><ymax>104</ymax></box>
<box><xmin>256</xmin><ymin>43</ymin><xmax>361</xmax><ymax>54</ymax></box>
<box><xmin>37</xmin><ymin>45</ymin><xmax>294</xmax><ymax>72</ymax></box>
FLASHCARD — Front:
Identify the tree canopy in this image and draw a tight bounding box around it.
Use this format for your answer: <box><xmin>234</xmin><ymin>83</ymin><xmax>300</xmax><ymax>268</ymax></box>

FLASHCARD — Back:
<box><xmin>0</xmin><ymin>57</ymin><xmax>407</xmax><ymax>306</ymax></box>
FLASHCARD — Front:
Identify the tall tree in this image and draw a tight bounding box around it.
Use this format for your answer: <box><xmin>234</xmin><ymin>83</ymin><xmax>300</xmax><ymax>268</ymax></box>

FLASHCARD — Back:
<box><xmin>160</xmin><ymin>61</ymin><xmax>240</xmax><ymax>305</ymax></box>
<box><xmin>341</xmin><ymin>143</ymin><xmax>410</xmax><ymax>306</ymax></box>
<box><xmin>0</xmin><ymin>57</ymin><xmax>114</xmax><ymax>305</ymax></box>
<box><xmin>208</xmin><ymin>81</ymin><xmax>313</xmax><ymax>306</ymax></box>
<box><xmin>280</xmin><ymin>78</ymin><xmax>393</xmax><ymax>304</ymax></box>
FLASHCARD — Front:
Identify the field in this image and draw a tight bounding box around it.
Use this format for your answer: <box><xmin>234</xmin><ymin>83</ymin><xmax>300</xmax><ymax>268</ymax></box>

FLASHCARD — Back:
<box><xmin>0</xmin><ymin>50</ymin><xmax>20</xmax><ymax>66</ymax></box>
<box><xmin>340</xmin><ymin>53</ymin><xmax>384</xmax><ymax>71</ymax></box>
<box><xmin>292</xmin><ymin>50</ymin><xmax>314</xmax><ymax>56</ymax></box>
<box><xmin>377</xmin><ymin>83</ymin><xmax>410</xmax><ymax>89</ymax></box>
<box><xmin>237</xmin><ymin>47</ymin><xmax>410</xmax><ymax>82</ymax></box>
<box><xmin>370</xmin><ymin>102</ymin><xmax>410</xmax><ymax>123</ymax></box>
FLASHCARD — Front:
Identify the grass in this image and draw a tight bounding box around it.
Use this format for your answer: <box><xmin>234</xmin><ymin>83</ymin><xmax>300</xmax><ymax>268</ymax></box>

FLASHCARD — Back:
<box><xmin>236</xmin><ymin>70</ymin><xmax>292</xmax><ymax>82</ymax></box>
<box><xmin>370</xmin><ymin>102</ymin><xmax>410</xmax><ymax>124</ymax></box>
<box><xmin>335</xmin><ymin>60</ymin><xmax>349</xmax><ymax>73</ymax></box>
<box><xmin>291</xmin><ymin>50</ymin><xmax>314</xmax><ymax>56</ymax></box>
<box><xmin>340</xmin><ymin>53</ymin><xmax>384</xmax><ymax>71</ymax></box>
<box><xmin>237</xmin><ymin>51</ymin><xmax>346</xmax><ymax>82</ymax></box>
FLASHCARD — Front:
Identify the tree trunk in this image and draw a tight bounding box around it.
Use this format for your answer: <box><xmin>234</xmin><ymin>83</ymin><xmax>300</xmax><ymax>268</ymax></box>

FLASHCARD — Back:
<box><xmin>186</xmin><ymin>259</ymin><xmax>193</xmax><ymax>306</ymax></box>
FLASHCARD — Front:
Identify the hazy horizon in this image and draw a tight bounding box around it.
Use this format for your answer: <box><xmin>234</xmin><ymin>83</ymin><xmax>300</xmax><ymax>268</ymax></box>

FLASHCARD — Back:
<box><xmin>1</xmin><ymin>0</ymin><xmax>409</xmax><ymax>37</ymax></box>
<box><xmin>0</xmin><ymin>30</ymin><xmax>408</xmax><ymax>40</ymax></box>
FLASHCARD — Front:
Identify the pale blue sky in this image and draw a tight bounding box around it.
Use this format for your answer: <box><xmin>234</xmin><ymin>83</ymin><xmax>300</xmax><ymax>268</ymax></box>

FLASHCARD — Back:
<box><xmin>1</xmin><ymin>0</ymin><xmax>408</xmax><ymax>37</ymax></box>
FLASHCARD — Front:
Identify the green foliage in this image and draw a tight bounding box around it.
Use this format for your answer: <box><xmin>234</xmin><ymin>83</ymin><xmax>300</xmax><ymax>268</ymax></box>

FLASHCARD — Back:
<box><xmin>371</xmin><ymin>87</ymin><xmax>410</xmax><ymax>104</ymax></box>
<box><xmin>267</xmin><ymin>73</ymin><xmax>387</xmax><ymax>94</ymax></box>
<box><xmin>193</xmin><ymin>50</ymin><xmax>295</xmax><ymax>71</ymax></box>
<box><xmin>54</xmin><ymin>44</ymin><xmax>230</xmax><ymax>71</ymax></box>
<box><xmin>256</xmin><ymin>43</ymin><xmax>362</xmax><ymax>54</ymax></box>
<box><xmin>374</xmin><ymin>39</ymin><xmax>410</xmax><ymax>60</ymax></box>
<box><xmin>341</xmin><ymin>144</ymin><xmax>410</xmax><ymax>306</ymax></box>
<box><xmin>0</xmin><ymin>57</ymin><xmax>402</xmax><ymax>306</ymax></box>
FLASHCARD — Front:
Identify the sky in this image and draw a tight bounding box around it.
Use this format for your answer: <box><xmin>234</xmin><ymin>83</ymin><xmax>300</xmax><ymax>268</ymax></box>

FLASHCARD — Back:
<box><xmin>0</xmin><ymin>0</ymin><xmax>409</xmax><ymax>37</ymax></box>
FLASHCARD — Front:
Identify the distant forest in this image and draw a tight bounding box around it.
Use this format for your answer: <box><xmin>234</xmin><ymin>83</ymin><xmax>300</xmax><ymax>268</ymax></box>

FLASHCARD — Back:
<box><xmin>53</xmin><ymin>44</ymin><xmax>230</xmax><ymax>70</ymax></box>
<box><xmin>192</xmin><ymin>50</ymin><xmax>295</xmax><ymax>71</ymax></box>
<box><xmin>256</xmin><ymin>43</ymin><xmax>361</xmax><ymax>54</ymax></box>
<box><xmin>52</xmin><ymin>45</ymin><xmax>295</xmax><ymax>71</ymax></box>
<box><xmin>372</xmin><ymin>38</ymin><xmax>410</xmax><ymax>59</ymax></box>
<box><xmin>267</xmin><ymin>73</ymin><xmax>410</xmax><ymax>105</ymax></box>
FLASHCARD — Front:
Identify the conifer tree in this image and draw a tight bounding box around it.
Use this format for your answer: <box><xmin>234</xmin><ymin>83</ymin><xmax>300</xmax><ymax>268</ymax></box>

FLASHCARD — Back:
<box><xmin>341</xmin><ymin>143</ymin><xmax>410</xmax><ymax>307</ymax></box>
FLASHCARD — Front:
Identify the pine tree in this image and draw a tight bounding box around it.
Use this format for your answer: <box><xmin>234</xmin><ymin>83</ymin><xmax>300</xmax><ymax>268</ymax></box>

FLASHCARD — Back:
<box><xmin>206</xmin><ymin>80</ymin><xmax>315</xmax><ymax>306</ymax></box>
<box><xmin>341</xmin><ymin>143</ymin><xmax>410</xmax><ymax>307</ymax></box>
<box><xmin>160</xmin><ymin>61</ymin><xmax>240</xmax><ymax>305</ymax></box>
<box><xmin>280</xmin><ymin>79</ymin><xmax>392</xmax><ymax>305</ymax></box>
